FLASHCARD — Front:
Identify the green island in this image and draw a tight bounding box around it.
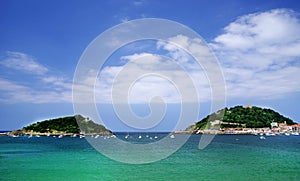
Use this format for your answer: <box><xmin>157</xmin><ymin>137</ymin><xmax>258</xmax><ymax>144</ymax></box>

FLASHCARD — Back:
<box><xmin>186</xmin><ymin>105</ymin><xmax>299</xmax><ymax>135</ymax></box>
<box><xmin>9</xmin><ymin>115</ymin><xmax>112</xmax><ymax>136</ymax></box>
<box><xmin>6</xmin><ymin>105</ymin><xmax>300</xmax><ymax>136</ymax></box>
<box><xmin>195</xmin><ymin>105</ymin><xmax>294</xmax><ymax>129</ymax></box>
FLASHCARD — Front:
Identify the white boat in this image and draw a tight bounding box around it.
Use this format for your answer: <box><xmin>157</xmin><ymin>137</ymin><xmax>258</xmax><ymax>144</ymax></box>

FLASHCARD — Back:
<box><xmin>138</xmin><ymin>135</ymin><xmax>142</xmax><ymax>139</ymax></box>
<box><xmin>260</xmin><ymin>136</ymin><xmax>266</xmax><ymax>140</ymax></box>
<box><xmin>285</xmin><ymin>132</ymin><xmax>290</xmax><ymax>136</ymax></box>
<box><xmin>292</xmin><ymin>132</ymin><xmax>299</xmax><ymax>136</ymax></box>
<box><xmin>79</xmin><ymin>135</ymin><xmax>85</xmax><ymax>138</ymax></box>
<box><xmin>111</xmin><ymin>135</ymin><xmax>116</xmax><ymax>138</ymax></box>
<box><xmin>125</xmin><ymin>134</ymin><xmax>129</xmax><ymax>139</ymax></box>
<box><xmin>170</xmin><ymin>134</ymin><xmax>175</xmax><ymax>139</ymax></box>
<box><xmin>58</xmin><ymin>135</ymin><xmax>63</xmax><ymax>138</ymax></box>
<box><xmin>36</xmin><ymin>135</ymin><xmax>40</xmax><ymax>138</ymax></box>
<box><xmin>94</xmin><ymin>135</ymin><xmax>99</xmax><ymax>138</ymax></box>
<box><xmin>154</xmin><ymin>136</ymin><xmax>158</xmax><ymax>139</ymax></box>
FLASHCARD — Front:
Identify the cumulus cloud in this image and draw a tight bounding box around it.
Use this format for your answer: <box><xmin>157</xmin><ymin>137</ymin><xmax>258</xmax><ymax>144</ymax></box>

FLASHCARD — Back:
<box><xmin>2</xmin><ymin>9</ymin><xmax>299</xmax><ymax>104</ymax></box>
<box><xmin>96</xmin><ymin>53</ymin><xmax>191</xmax><ymax>103</ymax></box>
<box><xmin>95</xmin><ymin>37</ymin><xmax>215</xmax><ymax>104</ymax></box>
<box><xmin>211</xmin><ymin>8</ymin><xmax>300</xmax><ymax>99</ymax></box>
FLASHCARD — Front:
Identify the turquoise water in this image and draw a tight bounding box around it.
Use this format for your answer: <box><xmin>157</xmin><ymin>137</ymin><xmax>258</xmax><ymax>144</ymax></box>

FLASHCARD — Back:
<box><xmin>0</xmin><ymin>134</ymin><xmax>299</xmax><ymax>180</ymax></box>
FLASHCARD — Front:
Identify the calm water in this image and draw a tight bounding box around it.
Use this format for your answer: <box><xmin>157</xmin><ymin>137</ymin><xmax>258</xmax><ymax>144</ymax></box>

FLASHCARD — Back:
<box><xmin>0</xmin><ymin>134</ymin><xmax>299</xmax><ymax>181</ymax></box>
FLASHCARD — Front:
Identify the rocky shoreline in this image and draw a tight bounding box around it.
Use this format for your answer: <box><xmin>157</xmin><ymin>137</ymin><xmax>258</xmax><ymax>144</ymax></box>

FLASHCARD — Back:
<box><xmin>3</xmin><ymin>129</ymin><xmax>112</xmax><ymax>137</ymax></box>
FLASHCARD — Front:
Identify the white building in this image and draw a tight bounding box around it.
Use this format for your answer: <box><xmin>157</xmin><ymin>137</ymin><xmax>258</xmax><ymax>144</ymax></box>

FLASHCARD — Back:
<box><xmin>271</xmin><ymin>122</ymin><xmax>278</xmax><ymax>128</ymax></box>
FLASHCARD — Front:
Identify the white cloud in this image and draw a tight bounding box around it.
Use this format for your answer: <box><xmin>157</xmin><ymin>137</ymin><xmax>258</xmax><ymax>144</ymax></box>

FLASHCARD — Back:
<box><xmin>0</xmin><ymin>78</ymin><xmax>71</xmax><ymax>104</ymax></box>
<box><xmin>213</xmin><ymin>9</ymin><xmax>300</xmax><ymax>51</ymax></box>
<box><xmin>211</xmin><ymin>8</ymin><xmax>300</xmax><ymax>99</ymax></box>
<box><xmin>41</xmin><ymin>76</ymin><xmax>72</xmax><ymax>90</ymax></box>
<box><xmin>0</xmin><ymin>52</ymin><xmax>72</xmax><ymax>104</ymax></box>
<box><xmin>3</xmin><ymin>9</ymin><xmax>299</xmax><ymax>105</ymax></box>
<box><xmin>95</xmin><ymin>53</ymin><xmax>184</xmax><ymax>103</ymax></box>
<box><xmin>95</xmin><ymin>39</ymin><xmax>214</xmax><ymax>104</ymax></box>
<box><xmin>0</xmin><ymin>51</ymin><xmax>48</xmax><ymax>75</ymax></box>
<box><xmin>0</xmin><ymin>78</ymin><xmax>28</xmax><ymax>91</ymax></box>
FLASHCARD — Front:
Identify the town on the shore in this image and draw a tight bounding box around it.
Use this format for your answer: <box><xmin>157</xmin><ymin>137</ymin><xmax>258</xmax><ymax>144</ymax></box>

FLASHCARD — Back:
<box><xmin>184</xmin><ymin>121</ymin><xmax>300</xmax><ymax>135</ymax></box>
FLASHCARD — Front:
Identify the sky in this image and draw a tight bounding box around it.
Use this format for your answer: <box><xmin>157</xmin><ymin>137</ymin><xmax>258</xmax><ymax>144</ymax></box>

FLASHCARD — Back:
<box><xmin>1</xmin><ymin>0</ymin><xmax>300</xmax><ymax>131</ymax></box>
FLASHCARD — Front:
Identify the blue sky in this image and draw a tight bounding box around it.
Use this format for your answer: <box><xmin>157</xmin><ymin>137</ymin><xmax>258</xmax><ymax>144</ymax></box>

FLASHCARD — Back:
<box><xmin>1</xmin><ymin>0</ymin><xmax>300</xmax><ymax>131</ymax></box>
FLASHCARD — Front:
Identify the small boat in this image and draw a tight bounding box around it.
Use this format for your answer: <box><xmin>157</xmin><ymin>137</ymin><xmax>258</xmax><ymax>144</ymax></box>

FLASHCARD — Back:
<box><xmin>125</xmin><ymin>134</ymin><xmax>129</xmax><ymax>139</ymax></box>
<box><xmin>285</xmin><ymin>132</ymin><xmax>290</xmax><ymax>136</ymax></box>
<box><xmin>58</xmin><ymin>135</ymin><xmax>63</xmax><ymax>138</ymax></box>
<box><xmin>260</xmin><ymin>136</ymin><xmax>266</xmax><ymax>140</ymax></box>
<box><xmin>79</xmin><ymin>135</ymin><xmax>85</xmax><ymax>138</ymax></box>
<box><xmin>170</xmin><ymin>134</ymin><xmax>175</xmax><ymax>139</ymax></box>
<box><xmin>292</xmin><ymin>132</ymin><xmax>299</xmax><ymax>136</ymax></box>
<box><xmin>36</xmin><ymin>135</ymin><xmax>40</xmax><ymax>138</ymax></box>
<box><xmin>154</xmin><ymin>136</ymin><xmax>158</xmax><ymax>139</ymax></box>
<box><xmin>111</xmin><ymin>135</ymin><xmax>116</xmax><ymax>138</ymax></box>
<box><xmin>138</xmin><ymin>135</ymin><xmax>142</xmax><ymax>139</ymax></box>
<box><xmin>94</xmin><ymin>135</ymin><xmax>99</xmax><ymax>138</ymax></box>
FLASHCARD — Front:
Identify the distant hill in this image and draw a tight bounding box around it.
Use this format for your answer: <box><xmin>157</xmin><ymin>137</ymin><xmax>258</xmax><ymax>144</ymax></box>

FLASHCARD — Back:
<box><xmin>22</xmin><ymin>115</ymin><xmax>112</xmax><ymax>134</ymax></box>
<box><xmin>194</xmin><ymin>105</ymin><xmax>295</xmax><ymax>130</ymax></box>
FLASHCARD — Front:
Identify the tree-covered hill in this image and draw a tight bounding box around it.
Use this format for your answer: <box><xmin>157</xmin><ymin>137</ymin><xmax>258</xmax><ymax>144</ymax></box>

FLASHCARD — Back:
<box><xmin>22</xmin><ymin>115</ymin><xmax>112</xmax><ymax>134</ymax></box>
<box><xmin>195</xmin><ymin>105</ymin><xmax>295</xmax><ymax>130</ymax></box>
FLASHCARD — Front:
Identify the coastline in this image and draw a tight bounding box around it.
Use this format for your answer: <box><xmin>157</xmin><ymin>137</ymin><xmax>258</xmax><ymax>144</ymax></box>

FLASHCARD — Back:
<box><xmin>3</xmin><ymin>129</ymin><xmax>299</xmax><ymax>137</ymax></box>
<box><xmin>3</xmin><ymin>129</ymin><xmax>112</xmax><ymax>137</ymax></box>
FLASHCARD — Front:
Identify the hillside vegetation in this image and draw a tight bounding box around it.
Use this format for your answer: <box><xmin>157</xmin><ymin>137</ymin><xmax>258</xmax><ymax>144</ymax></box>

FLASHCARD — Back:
<box><xmin>23</xmin><ymin>115</ymin><xmax>111</xmax><ymax>134</ymax></box>
<box><xmin>195</xmin><ymin>105</ymin><xmax>295</xmax><ymax>130</ymax></box>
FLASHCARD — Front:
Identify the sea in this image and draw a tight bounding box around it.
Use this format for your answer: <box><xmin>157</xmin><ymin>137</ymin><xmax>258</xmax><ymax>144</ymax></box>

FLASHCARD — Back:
<box><xmin>0</xmin><ymin>133</ymin><xmax>299</xmax><ymax>181</ymax></box>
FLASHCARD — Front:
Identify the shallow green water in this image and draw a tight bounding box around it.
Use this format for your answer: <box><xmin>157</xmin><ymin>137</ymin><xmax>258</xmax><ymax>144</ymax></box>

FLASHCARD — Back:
<box><xmin>0</xmin><ymin>134</ymin><xmax>299</xmax><ymax>180</ymax></box>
